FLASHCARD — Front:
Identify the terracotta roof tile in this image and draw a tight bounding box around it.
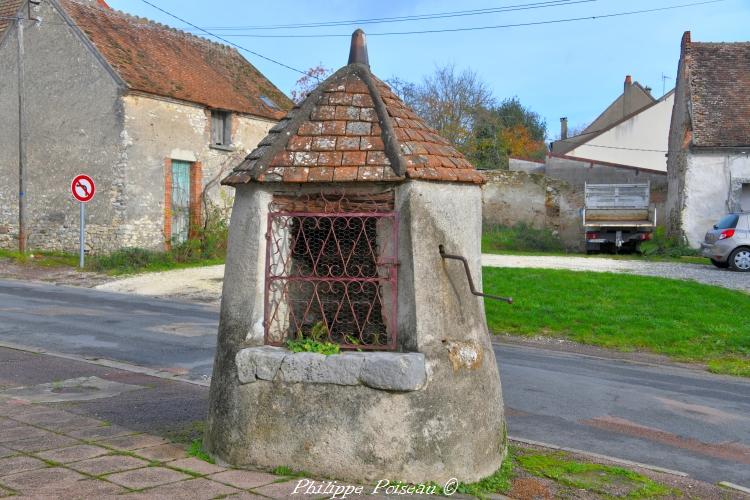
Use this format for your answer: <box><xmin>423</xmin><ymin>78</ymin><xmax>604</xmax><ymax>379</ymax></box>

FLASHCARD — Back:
<box><xmin>57</xmin><ymin>0</ymin><xmax>291</xmax><ymax>119</ymax></box>
<box><xmin>0</xmin><ymin>0</ymin><xmax>23</xmax><ymax>38</ymax></box>
<box><xmin>686</xmin><ymin>40</ymin><xmax>750</xmax><ymax>147</ymax></box>
<box><xmin>224</xmin><ymin>42</ymin><xmax>484</xmax><ymax>185</ymax></box>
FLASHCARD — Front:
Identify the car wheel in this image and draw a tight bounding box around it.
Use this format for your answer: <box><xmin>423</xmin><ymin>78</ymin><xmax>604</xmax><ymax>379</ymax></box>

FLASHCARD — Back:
<box><xmin>710</xmin><ymin>258</ymin><xmax>730</xmax><ymax>269</ymax></box>
<box><xmin>728</xmin><ymin>248</ymin><xmax>750</xmax><ymax>272</ymax></box>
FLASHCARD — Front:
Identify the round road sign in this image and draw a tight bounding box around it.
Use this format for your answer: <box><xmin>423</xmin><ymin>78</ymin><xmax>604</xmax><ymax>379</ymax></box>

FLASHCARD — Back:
<box><xmin>71</xmin><ymin>174</ymin><xmax>95</xmax><ymax>203</ymax></box>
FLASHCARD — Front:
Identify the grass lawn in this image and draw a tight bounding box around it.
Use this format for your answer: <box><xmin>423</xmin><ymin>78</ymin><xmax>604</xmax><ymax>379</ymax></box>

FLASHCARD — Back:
<box><xmin>481</xmin><ymin>224</ymin><xmax>707</xmax><ymax>265</ymax></box>
<box><xmin>483</xmin><ymin>267</ymin><xmax>750</xmax><ymax>377</ymax></box>
<box><xmin>0</xmin><ymin>248</ymin><xmax>80</xmax><ymax>267</ymax></box>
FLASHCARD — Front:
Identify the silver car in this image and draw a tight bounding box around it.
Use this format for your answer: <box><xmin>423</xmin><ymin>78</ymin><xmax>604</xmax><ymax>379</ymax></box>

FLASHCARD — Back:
<box><xmin>701</xmin><ymin>213</ymin><xmax>750</xmax><ymax>271</ymax></box>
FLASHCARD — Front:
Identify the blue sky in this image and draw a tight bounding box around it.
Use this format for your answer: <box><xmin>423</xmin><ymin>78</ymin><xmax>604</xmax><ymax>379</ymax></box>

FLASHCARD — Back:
<box><xmin>108</xmin><ymin>0</ymin><xmax>747</xmax><ymax>140</ymax></box>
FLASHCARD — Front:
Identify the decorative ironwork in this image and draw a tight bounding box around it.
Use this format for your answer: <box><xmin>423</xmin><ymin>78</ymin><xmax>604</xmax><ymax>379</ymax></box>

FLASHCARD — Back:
<box><xmin>265</xmin><ymin>192</ymin><xmax>398</xmax><ymax>350</ymax></box>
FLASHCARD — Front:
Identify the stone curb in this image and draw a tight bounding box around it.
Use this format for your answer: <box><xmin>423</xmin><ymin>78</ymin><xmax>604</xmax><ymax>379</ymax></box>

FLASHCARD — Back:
<box><xmin>509</xmin><ymin>436</ymin><xmax>690</xmax><ymax>477</ymax></box>
<box><xmin>0</xmin><ymin>340</ymin><xmax>209</xmax><ymax>387</ymax></box>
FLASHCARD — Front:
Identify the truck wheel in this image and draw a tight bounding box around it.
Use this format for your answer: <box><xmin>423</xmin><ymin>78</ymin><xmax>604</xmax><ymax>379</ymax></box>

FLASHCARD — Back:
<box><xmin>728</xmin><ymin>248</ymin><xmax>750</xmax><ymax>272</ymax></box>
<box><xmin>710</xmin><ymin>258</ymin><xmax>729</xmax><ymax>269</ymax></box>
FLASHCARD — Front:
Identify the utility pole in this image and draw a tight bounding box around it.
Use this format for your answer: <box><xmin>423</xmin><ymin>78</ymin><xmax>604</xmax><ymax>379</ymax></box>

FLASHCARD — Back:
<box><xmin>16</xmin><ymin>14</ymin><xmax>27</xmax><ymax>254</ymax></box>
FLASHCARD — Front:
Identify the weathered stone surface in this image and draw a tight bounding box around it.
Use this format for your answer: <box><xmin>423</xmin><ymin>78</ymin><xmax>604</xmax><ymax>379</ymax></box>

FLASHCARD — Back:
<box><xmin>235</xmin><ymin>348</ymin><xmax>423</xmax><ymax>390</ymax></box>
<box><xmin>358</xmin><ymin>353</ymin><xmax>426</xmax><ymax>391</ymax></box>
<box><xmin>206</xmin><ymin>182</ymin><xmax>506</xmax><ymax>484</ymax></box>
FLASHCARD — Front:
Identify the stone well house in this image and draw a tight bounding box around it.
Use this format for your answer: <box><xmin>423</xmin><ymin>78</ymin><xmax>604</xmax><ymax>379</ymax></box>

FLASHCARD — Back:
<box><xmin>666</xmin><ymin>32</ymin><xmax>750</xmax><ymax>247</ymax></box>
<box><xmin>0</xmin><ymin>0</ymin><xmax>291</xmax><ymax>252</ymax></box>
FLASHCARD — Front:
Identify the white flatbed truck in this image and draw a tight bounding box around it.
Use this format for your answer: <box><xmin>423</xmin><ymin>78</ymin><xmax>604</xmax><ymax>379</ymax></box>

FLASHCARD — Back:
<box><xmin>583</xmin><ymin>183</ymin><xmax>656</xmax><ymax>253</ymax></box>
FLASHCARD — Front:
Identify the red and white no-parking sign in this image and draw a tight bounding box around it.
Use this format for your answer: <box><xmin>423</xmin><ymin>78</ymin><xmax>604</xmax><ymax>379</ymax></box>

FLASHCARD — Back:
<box><xmin>71</xmin><ymin>174</ymin><xmax>95</xmax><ymax>203</ymax></box>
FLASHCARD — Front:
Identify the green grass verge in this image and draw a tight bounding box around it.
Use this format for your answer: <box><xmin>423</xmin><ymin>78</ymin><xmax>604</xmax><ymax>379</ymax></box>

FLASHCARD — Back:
<box><xmin>0</xmin><ymin>247</ymin><xmax>223</xmax><ymax>275</ymax></box>
<box><xmin>484</xmin><ymin>267</ymin><xmax>750</xmax><ymax>377</ymax></box>
<box><xmin>0</xmin><ymin>248</ymin><xmax>79</xmax><ymax>268</ymax></box>
<box><xmin>515</xmin><ymin>448</ymin><xmax>674</xmax><ymax>498</ymax></box>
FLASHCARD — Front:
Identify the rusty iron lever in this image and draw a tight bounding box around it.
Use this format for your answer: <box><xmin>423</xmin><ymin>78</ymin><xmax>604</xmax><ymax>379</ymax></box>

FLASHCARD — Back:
<box><xmin>439</xmin><ymin>245</ymin><xmax>513</xmax><ymax>304</ymax></box>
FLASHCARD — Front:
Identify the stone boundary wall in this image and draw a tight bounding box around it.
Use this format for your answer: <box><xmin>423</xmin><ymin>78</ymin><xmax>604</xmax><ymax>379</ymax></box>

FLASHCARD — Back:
<box><xmin>481</xmin><ymin>170</ymin><xmax>584</xmax><ymax>251</ymax></box>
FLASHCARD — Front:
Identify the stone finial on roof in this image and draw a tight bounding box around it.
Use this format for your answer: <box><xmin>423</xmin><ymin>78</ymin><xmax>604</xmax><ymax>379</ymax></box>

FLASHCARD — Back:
<box><xmin>348</xmin><ymin>29</ymin><xmax>369</xmax><ymax>67</ymax></box>
<box><xmin>222</xmin><ymin>30</ymin><xmax>485</xmax><ymax>185</ymax></box>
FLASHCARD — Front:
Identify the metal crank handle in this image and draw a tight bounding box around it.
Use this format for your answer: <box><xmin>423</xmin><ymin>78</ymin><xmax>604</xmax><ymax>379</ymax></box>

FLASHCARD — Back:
<box><xmin>438</xmin><ymin>245</ymin><xmax>513</xmax><ymax>304</ymax></box>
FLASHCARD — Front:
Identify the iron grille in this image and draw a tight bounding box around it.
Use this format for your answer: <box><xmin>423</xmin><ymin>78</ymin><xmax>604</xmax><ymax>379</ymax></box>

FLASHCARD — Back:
<box><xmin>264</xmin><ymin>193</ymin><xmax>398</xmax><ymax>350</ymax></box>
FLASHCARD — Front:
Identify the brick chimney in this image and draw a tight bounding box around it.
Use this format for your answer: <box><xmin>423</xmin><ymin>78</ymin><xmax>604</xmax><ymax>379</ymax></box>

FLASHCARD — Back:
<box><xmin>560</xmin><ymin>117</ymin><xmax>568</xmax><ymax>140</ymax></box>
<box><xmin>623</xmin><ymin>75</ymin><xmax>633</xmax><ymax>117</ymax></box>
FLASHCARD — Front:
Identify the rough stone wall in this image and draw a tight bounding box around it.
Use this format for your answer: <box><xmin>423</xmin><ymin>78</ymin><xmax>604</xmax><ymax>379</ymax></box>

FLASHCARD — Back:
<box><xmin>666</xmin><ymin>43</ymin><xmax>691</xmax><ymax>242</ymax></box>
<box><xmin>0</xmin><ymin>0</ymin><xmax>125</xmax><ymax>252</ymax></box>
<box><xmin>120</xmin><ymin>95</ymin><xmax>276</xmax><ymax>250</ymax></box>
<box><xmin>681</xmin><ymin>153</ymin><xmax>750</xmax><ymax>247</ymax></box>
<box><xmin>482</xmin><ymin>170</ymin><xmax>584</xmax><ymax>250</ymax></box>
<box><xmin>543</xmin><ymin>155</ymin><xmax>668</xmax><ymax>191</ymax></box>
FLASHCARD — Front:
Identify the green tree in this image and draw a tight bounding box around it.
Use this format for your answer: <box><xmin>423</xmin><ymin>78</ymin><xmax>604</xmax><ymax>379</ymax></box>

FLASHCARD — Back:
<box><xmin>387</xmin><ymin>66</ymin><xmax>547</xmax><ymax>169</ymax></box>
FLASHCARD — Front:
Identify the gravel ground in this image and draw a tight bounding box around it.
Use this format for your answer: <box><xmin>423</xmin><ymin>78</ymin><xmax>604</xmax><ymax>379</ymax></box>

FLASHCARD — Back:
<box><xmin>481</xmin><ymin>254</ymin><xmax>750</xmax><ymax>294</ymax></box>
<box><xmin>95</xmin><ymin>265</ymin><xmax>224</xmax><ymax>304</ymax></box>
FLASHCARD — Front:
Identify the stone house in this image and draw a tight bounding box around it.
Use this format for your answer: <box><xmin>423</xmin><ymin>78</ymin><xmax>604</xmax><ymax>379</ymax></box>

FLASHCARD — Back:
<box><xmin>666</xmin><ymin>32</ymin><xmax>750</xmax><ymax>247</ymax></box>
<box><xmin>0</xmin><ymin>0</ymin><xmax>291</xmax><ymax>252</ymax></box>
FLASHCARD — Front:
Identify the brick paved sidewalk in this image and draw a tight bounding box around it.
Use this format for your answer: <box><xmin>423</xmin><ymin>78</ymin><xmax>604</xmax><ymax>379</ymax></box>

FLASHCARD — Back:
<box><xmin>0</xmin><ymin>396</ymin><xmax>317</xmax><ymax>498</ymax></box>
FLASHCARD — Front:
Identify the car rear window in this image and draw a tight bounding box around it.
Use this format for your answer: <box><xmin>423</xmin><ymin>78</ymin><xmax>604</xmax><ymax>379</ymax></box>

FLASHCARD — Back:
<box><xmin>715</xmin><ymin>214</ymin><xmax>739</xmax><ymax>229</ymax></box>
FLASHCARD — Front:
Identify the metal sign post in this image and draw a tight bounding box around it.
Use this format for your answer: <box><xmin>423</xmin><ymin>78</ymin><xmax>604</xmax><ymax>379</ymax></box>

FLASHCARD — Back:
<box><xmin>71</xmin><ymin>174</ymin><xmax>95</xmax><ymax>269</ymax></box>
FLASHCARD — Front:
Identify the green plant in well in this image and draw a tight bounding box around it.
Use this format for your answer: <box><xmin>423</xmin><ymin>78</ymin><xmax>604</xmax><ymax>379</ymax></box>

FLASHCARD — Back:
<box><xmin>286</xmin><ymin>338</ymin><xmax>340</xmax><ymax>355</ymax></box>
<box><xmin>515</xmin><ymin>450</ymin><xmax>673</xmax><ymax>498</ymax></box>
<box><xmin>483</xmin><ymin>267</ymin><xmax>750</xmax><ymax>377</ymax></box>
<box><xmin>286</xmin><ymin>322</ymin><xmax>341</xmax><ymax>355</ymax></box>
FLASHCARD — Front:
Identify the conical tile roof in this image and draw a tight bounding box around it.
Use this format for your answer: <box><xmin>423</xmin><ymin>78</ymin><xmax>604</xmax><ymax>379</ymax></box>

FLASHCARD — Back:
<box><xmin>223</xmin><ymin>30</ymin><xmax>484</xmax><ymax>185</ymax></box>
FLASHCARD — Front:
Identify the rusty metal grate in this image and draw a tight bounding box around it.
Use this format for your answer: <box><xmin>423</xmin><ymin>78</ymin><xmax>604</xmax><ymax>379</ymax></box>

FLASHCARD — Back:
<box><xmin>264</xmin><ymin>193</ymin><xmax>398</xmax><ymax>350</ymax></box>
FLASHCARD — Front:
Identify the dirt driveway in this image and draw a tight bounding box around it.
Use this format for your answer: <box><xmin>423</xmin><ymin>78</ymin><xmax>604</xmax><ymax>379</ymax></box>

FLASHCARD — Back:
<box><xmin>482</xmin><ymin>254</ymin><xmax>750</xmax><ymax>294</ymax></box>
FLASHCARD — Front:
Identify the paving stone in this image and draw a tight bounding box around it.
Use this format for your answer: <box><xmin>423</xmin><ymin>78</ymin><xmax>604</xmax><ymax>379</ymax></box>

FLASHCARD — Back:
<box><xmin>0</xmin><ymin>455</ymin><xmax>47</xmax><ymax>476</ymax></box>
<box><xmin>223</xmin><ymin>493</ymin><xmax>265</xmax><ymax>499</ymax></box>
<box><xmin>69</xmin><ymin>454</ymin><xmax>150</xmax><ymax>475</ymax></box>
<box><xmin>0</xmin><ymin>400</ymin><xmax>33</xmax><ymax>416</ymax></box>
<box><xmin>105</xmin><ymin>466</ymin><xmax>192</xmax><ymax>489</ymax></box>
<box><xmin>44</xmin><ymin>415</ymin><xmax>108</xmax><ymax>433</ymax></box>
<box><xmin>167</xmin><ymin>457</ymin><xmax>226</xmax><ymax>476</ymax></box>
<box><xmin>42</xmin><ymin>478</ymin><xmax>128</xmax><ymax>498</ymax></box>
<box><xmin>0</xmin><ymin>446</ymin><xmax>15</xmax><ymax>459</ymax></box>
<box><xmin>252</xmin><ymin>478</ymin><xmax>310</xmax><ymax>498</ymax></box>
<box><xmin>209</xmin><ymin>469</ymin><xmax>278</xmax><ymax>489</ymax></box>
<box><xmin>0</xmin><ymin>424</ymin><xmax>49</xmax><ymax>443</ymax></box>
<box><xmin>0</xmin><ymin>467</ymin><xmax>88</xmax><ymax>493</ymax></box>
<box><xmin>96</xmin><ymin>433</ymin><xmax>167</xmax><ymax>451</ymax></box>
<box><xmin>0</xmin><ymin>417</ymin><xmax>26</xmax><ymax>432</ymax></box>
<box><xmin>5</xmin><ymin>431</ymin><xmax>81</xmax><ymax>452</ymax></box>
<box><xmin>65</xmin><ymin>423</ymin><xmax>137</xmax><ymax>440</ymax></box>
<box><xmin>36</xmin><ymin>443</ymin><xmax>110</xmax><ymax>464</ymax></box>
<box><xmin>135</xmin><ymin>443</ymin><xmax>188</xmax><ymax>461</ymax></box>
<box><xmin>121</xmin><ymin>477</ymin><xmax>239</xmax><ymax>499</ymax></box>
<box><xmin>12</xmin><ymin>408</ymin><xmax>74</xmax><ymax>425</ymax></box>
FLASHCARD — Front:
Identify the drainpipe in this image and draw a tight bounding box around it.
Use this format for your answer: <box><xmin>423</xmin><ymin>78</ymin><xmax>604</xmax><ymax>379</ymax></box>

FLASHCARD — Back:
<box><xmin>16</xmin><ymin>15</ymin><xmax>27</xmax><ymax>254</ymax></box>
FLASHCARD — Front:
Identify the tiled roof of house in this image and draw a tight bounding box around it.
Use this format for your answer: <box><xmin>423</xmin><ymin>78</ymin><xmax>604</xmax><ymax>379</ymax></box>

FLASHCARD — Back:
<box><xmin>58</xmin><ymin>0</ymin><xmax>291</xmax><ymax>119</ymax></box>
<box><xmin>685</xmin><ymin>35</ymin><xmax>750</xmax><ymax>147</ymax></box>
<box><xmin>223</xmin><ymin>31</ymin><xmax>484</xmax><ymax>185</ymax></box>
<box><xmin>0</xmin><ymin>0</ymin><xmax>24</xmax><ymax>38</ymax></box>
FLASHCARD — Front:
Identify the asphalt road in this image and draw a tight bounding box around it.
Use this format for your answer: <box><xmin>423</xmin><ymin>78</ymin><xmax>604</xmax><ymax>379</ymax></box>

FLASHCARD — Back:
<box><xmin>1</xmin><ymin>280</ymin><xmax>748</xmax><ymax>486</ymax></box>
